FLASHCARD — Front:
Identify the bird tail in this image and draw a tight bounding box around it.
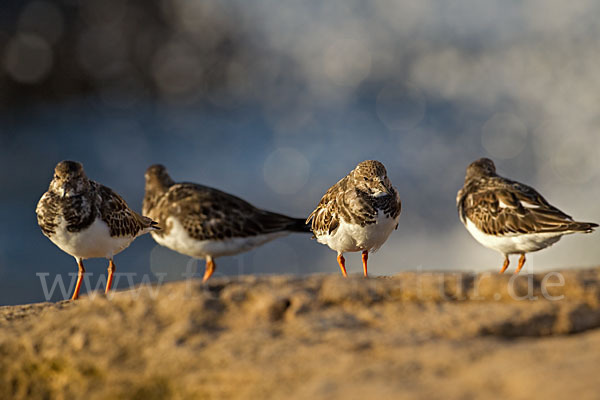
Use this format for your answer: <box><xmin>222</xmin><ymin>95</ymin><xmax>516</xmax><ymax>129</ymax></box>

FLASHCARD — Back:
<box><xmin>286</xmin><ymin>218</ymin><xmax>313</xmax><ymax>234</ymax></box>
<box><xmin>572</xmin><ymin>221</ymin><xmax>598</xmax><ymax>233</ymax></box>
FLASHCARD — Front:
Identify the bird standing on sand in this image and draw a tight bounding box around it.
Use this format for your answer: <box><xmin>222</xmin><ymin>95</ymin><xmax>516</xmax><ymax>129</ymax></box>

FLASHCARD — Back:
<box><xmin>36</xmin><ymin>161</ymin><xmax>159</xmax><ymax>300</ymax></box>
<box><xmin>143</xmin><ymin>164</ymin><xmax>311</xmax><ymax>282</ymax></box>
<box><xmin>457</xmin><ymin>158</ymin><xmax>597</xmax><ymax>274</ymax></box>
<box><xmin>306</xmin><ymin>160</ymin><xmax>402</xmax><ymax>277</ymax></box>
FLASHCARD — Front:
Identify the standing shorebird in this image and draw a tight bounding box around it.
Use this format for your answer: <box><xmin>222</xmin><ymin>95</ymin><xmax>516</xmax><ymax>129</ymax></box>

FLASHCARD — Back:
<box><xmin>306</xmin><ymin>160</ymin><xmax>401</xmax><ymax>277</ymax></box>
<box><xmin>457</xmin><ymin>158</ymin><xmax>597</xmax><ymax>274</ymax></box>
<box><xmin>36</xmin><ymin>161</ymin><xmax>159</xmax><ymax>300</ymax></box>
<box><xmin>143</xmin><ymin>164</ymin><xmax>311</xmax><ymax>282</ymax></box>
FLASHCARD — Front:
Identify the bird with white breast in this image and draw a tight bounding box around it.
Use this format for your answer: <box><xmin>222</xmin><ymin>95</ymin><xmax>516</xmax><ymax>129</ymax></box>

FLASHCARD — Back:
<box><xmin>307</xmin><ymin>160</ymin><xmax>402</xmax><ymax>277</ymax></box>
<box><xmin>457</xmin><ymin>158</ymin><xmax>597</xmax><ymax>274</ymax></box>
<box><xmin>143</xmin><ymin>164</ymin><xmax>312</xmax><ymax>282</ymax></box>
<box><xmin>36</xmin><ymin>161</ymin><xmax>159</xmax><ymax>300</ymax></box>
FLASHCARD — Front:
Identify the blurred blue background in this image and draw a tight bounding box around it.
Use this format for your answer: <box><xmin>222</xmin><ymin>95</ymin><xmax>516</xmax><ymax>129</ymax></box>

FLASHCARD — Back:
<box><xmin>1</xmin><ymin>0</ymin><xmax>599</xmax><ymax>305</ymax></box>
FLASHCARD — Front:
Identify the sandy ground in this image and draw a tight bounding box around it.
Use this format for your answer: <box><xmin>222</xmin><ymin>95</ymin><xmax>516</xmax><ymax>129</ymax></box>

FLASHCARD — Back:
<box><xmin>1</xmin><ymin>268</ymin><xmax>600</xmax><ymax>400</ymax></box>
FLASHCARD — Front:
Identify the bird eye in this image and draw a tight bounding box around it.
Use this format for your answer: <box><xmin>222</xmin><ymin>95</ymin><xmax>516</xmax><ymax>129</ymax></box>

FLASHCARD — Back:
<box><xmin>363</xmin><ymin>177</ymin><xmax>368</xmax><ymax>181</ymax></box>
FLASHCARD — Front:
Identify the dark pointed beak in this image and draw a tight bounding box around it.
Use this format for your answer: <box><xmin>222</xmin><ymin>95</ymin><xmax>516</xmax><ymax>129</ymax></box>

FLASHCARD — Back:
<box><xmin>375</xmin><ymin>182</ymin><xmax>393</xmax><ymax>197</ymax></box>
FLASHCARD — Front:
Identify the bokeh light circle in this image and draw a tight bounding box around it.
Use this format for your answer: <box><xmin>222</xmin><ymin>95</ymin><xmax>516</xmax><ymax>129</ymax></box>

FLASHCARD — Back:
<box><xmin>263</xmin><ymin>148</ymin><xmax>310</xmax><ymax>195</ymax></box>
<box><xmin>481</xmin><ymin>112</ymin><xmax>528</xmax><ymax>159</ymax></box>
<box><xmin>4</xmin><ymin>34</ymin><xmax>53</xmax><ymax>84</ymax></box>
<box><xmin>324</xmin><ymin>38</ymin><xmax>372</xmax><ymax>87</ymax></box>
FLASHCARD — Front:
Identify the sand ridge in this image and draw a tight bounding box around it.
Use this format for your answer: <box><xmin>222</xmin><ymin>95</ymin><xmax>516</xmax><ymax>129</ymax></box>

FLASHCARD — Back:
<box><xmin>1</xmin><ymin>268</ymin><xmax>600</xmax><ymax>399</ymax></box>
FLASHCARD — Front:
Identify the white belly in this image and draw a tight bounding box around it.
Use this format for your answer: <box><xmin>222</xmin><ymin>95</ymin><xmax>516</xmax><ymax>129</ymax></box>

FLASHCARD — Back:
<box><xmin>464</xmin><ymin>218</ymin><xmax>565</xmax><ymax>255</ymax></box>
<box><xmin>317</xmin><ymin>212</ymin><xmax>398</xmax><ymax>254</ymax></box>
<box><xmin>151</xmin><ymin>217</ymin><xmax>290</xmax><ymax>258</ymax></box>
<box><xmin>50</xmin><ymin>217</ymin><xmax>137</xmax><ymax>260</ymax></box>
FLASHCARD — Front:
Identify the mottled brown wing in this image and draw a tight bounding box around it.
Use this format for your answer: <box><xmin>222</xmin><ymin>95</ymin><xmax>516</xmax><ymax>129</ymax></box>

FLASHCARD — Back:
<box><xmin>36</xmin><ymin>191</ymin><xmax>60</xmax><ymax>237</ymax></box>
<box><xmin>460</xmin><ymin>177</ymin><xmax>596</xmax><ymax>235</ymax></box>
<box><xmin>338</xmin><ymin>186</ymin><xmax>378</xmax><ymax>226</ymax></box>
<box><xmin>154</xmin><ymin>183</ymin><xmax>306</xmax><ymax>241</ymax></box>
<box><xmin>306</xmin><ymin>177</ymin><xmax>348</xmax><ymax>237</ymax></box>
<box><xmin>94</xmin><ymin>182</ymin><xmax>158</xmax><ymax>237</ymax></box>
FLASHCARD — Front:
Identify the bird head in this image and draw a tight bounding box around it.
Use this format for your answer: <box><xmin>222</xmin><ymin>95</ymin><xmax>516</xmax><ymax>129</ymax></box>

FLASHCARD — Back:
<box><xmin>143</xmin><ymin>164</ymin><xmax>175</xmax><ymax>214</ymax></box>
<box><xmin>353</xmin><ymin>160</ymin><xmax>394</xmax><ymax>198</ymax></box>
<box><xmin>50</xmin><ymin>160</ymin><xmax>89</xmax><ymax>198</ymax></box>
<box><xmin>465</xmin><ymin>158</ymin><xmax>497</xmax><ymax>181</ymax></box>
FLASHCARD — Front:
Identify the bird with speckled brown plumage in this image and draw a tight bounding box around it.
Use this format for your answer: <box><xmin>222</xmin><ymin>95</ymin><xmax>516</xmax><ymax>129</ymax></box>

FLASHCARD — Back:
<box><xmin>143</xmin><ymin>164</ymin><xmax>311</xmax><ymax>282</ymax></box>
<box><xmin>36</xmin><ymin>160</ymin><xmax>159</xmax><ymax>300</ymax></box>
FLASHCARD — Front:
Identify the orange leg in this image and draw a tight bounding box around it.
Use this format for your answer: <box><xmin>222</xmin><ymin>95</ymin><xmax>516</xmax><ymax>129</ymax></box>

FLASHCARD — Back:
<box><xmin>499</xmin><ymin>256</ymin><xmax>510</xmax><ymax>274</ymax></box>
<box><xmin>105</xmin><ymin>259</ymin><xmax>116</xmax><ymax>294</ymax></box>
<box><xmin>203</xmin><ymin>256</ymin><xmax>216</xmax><ymax>282</ymax></box>
<box><xmin>514</xmin><ymin>254</ymin><xmax>526</xmax><ymax>274</ymax></box>
<box><xmin>72</xmin><ymin>259</ymin><xmax>85</xmax><ymax>300</ymax></box>
<box><xmin>362</xmin><ymin>251</ymin><xmax>369</xmax><ymax>278</ymax></box>
<box><xmin>337</xmin><ymin>254</ymin><xmax>348</xmax><ymax>277</ymax></box>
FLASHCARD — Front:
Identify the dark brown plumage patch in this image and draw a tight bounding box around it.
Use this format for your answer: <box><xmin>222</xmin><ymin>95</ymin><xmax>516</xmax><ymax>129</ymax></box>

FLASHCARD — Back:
<box><xmin>143</xmin><ymin>166</ymin><xmax>310</xmax><ymax>241</ymax></box>
<box><xmin>36</xmin><ymin>192</ymin><xmax>61</xmax><ymax>236</ymax></box>
<box><xmin>94</xmin><ymin>183</ymin><xmax>157</xmax><ymax>237</ymax></box>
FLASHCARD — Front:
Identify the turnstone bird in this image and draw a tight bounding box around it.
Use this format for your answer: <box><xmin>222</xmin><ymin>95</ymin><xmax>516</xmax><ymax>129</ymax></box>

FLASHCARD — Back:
<box><xmin>142</xmin><ymin>164</ymin><xmax>311</xmax><ymax>281</ymax></box>
<box><xmin>36</xmin><ymin>161</ymin><xmax>159</xmax><ymax>300</ymax></box>
<box><xmin>306</xmin><ymin>160</ymin><xmax>402</xmax><ymax>277</ymax></box>
<box><xmin>457</xmin><ymin>158</ymin><xmax>598</xmax><ymax>274</ymax></box>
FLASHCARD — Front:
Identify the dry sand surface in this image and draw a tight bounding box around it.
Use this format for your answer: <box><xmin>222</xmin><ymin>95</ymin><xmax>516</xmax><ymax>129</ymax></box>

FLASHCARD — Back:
<box><xmin>1</xmin><ymin>268</ymin><xmax>600</xmax><ymax>400</ymax></box>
